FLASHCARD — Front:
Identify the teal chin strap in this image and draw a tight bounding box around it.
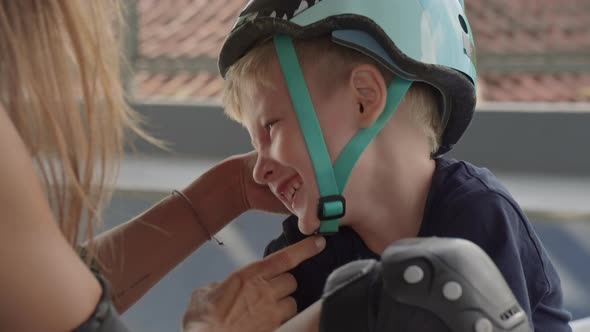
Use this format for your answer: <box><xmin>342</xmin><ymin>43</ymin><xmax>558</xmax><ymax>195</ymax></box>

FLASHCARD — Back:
<box><xmin>274</xmin><ymin>34</ymin><xmax>412</xmax><ymax>234</ymax></box>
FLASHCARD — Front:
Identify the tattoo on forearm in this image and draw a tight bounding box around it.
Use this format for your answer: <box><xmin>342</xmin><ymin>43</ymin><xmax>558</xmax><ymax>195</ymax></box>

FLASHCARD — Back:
<box><xmin>113</xmin><ymin>273</ymin><xmax>152</xmax><ymax>300</ymax></box>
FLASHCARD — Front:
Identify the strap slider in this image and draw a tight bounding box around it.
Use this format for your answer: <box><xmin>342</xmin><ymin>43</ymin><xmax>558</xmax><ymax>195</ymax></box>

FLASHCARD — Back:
<box><xmin>318</xmin><ymin>195</ymin><xmax>346</xmax><ymax>221</ymax></box>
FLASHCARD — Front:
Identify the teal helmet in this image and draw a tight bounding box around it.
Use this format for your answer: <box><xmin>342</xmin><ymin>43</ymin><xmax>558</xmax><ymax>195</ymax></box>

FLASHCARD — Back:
<box><xmin>219</xmin><ymin>0</ymin><xmax>477</xmax><ymax>233</ymax></box>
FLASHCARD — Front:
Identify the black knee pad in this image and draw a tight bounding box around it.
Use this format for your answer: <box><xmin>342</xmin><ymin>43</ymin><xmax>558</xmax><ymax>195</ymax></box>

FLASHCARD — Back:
<box><xmin>74</xmin><ymin>274</ymin><xmax>131</xmax><ymax>332</ymax></box>
<box><xmin>320</xmin><ymin>237</ymin><xmax>532</xmax><ymax>332</ymax></box>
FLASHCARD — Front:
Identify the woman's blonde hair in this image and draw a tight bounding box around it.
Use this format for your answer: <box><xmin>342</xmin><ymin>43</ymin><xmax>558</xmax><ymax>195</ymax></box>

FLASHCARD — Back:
<box><xmin>223</xmin><ymin>38</ymin><xmax>442</xmax><ymax>153</ymax></box>
<box><xmin>0</xmin><ymin>1</ymin><xmax>150</xmax><ymax>255</ymax></box>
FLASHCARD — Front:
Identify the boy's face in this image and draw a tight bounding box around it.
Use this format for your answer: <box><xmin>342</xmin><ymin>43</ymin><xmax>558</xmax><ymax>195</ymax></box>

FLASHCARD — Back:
<box><xmin>240</xmin><ymin>56</ymin><xmax>360</xmax><ymax>234</ymax></box>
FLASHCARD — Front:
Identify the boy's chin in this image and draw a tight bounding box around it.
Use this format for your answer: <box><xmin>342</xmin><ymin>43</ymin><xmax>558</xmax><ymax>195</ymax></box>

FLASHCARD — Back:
<box><xmin>297</xmin><ymin>217</ymin><xmax>320</xmax><ymax>235</ymax></box>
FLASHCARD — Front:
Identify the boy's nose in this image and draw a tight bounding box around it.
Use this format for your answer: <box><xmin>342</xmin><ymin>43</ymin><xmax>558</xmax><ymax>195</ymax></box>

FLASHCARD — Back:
<box><xmin>252</xmin><ymin>155</ymin><xmax>276</xmax><ymax>185</ymax></box>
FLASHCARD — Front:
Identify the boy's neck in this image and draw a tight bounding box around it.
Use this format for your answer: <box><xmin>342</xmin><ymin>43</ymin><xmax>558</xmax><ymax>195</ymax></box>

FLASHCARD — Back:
<box><xmin>343</xmin><ymin>145</ymin><xmax>436</xmax><ymax>255</ymax></box>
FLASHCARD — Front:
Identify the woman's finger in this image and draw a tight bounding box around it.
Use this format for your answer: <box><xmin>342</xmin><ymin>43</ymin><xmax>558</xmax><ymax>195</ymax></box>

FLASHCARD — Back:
<box><xmin>277</xmin><ymin>296</ymin><xmax>298</xmax><ymax>323</ymax></box>
<box><xmin>268</xmin><ymin>273</ymin><xmax>297</xmax><ymax>300</ymax></box>
<box><xmin>181</xmin><ymin>236</ymin><xmax>324</xmax><ymax>332</ymax></box>
<box><xmin>255</xmin><ymin>236</ymin><xmax>326</xmax><ymax>279</ymax></box>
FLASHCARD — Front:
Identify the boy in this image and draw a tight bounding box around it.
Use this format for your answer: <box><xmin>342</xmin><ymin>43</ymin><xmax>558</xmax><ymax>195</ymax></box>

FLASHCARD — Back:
<box><xmin>218</xmin><ymin>0</ymin><xmax>571</xmax><ymax>330</ymax></box>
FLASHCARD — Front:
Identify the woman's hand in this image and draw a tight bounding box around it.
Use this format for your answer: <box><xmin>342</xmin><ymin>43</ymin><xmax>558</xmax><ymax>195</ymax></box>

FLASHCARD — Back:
<box><xmin>237</xmin><ymin>151</ymin><xmax>287</xmax><ymax>214</ymax></box>
<box><xmin>182</xmin><ymin>236</ymin><xmax>326</xmax><ymax>332</ymax></box>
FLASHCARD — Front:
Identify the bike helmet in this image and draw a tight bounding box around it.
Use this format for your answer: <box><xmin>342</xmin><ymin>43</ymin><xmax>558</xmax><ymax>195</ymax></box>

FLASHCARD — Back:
<box><xmin>219</xmin><ymin>0</ymin><xmax>477</xmax><ymax>233</ymax></box>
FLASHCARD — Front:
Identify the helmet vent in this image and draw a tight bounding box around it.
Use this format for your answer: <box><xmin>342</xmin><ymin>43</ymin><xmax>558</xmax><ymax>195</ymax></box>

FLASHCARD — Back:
<box><xmin>458</xmin><ymin>15</ymin><xmax>469</xmax><ymax>34</ymax></box>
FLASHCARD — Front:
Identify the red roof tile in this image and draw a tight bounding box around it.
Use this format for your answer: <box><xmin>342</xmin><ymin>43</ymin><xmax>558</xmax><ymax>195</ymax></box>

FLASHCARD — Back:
<box><xmin>466</xmin><ymin>0</ymin><xmax>590</xmax><ymax>54</ymax></box>
<box><xmin>480</xmin><ymin>73</ymin><xmax>590</xmax><ymax>102</ymax></box>
<box><xmin>138</xmin><ymin>0</ymin><xmax>242</xmax><ymax>59</ymax></box>
<box><xmin>132</xmin><ymin>0</ymin><xmax>590</xmax><ymax>103</ymax></box>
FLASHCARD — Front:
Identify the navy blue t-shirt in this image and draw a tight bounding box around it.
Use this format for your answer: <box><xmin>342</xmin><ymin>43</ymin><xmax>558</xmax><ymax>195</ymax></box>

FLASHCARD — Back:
<box><xmin>264</xmin><ymin>158</ymin><xmax>572</xmax><ymax>331</ymax></box>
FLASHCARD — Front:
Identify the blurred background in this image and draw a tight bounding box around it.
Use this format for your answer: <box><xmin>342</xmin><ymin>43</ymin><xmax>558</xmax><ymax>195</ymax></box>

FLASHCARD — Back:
<box><xmin>108</xmin><ymin>0</ymin><xmax>590</xmax><ymax>330</ymax></box>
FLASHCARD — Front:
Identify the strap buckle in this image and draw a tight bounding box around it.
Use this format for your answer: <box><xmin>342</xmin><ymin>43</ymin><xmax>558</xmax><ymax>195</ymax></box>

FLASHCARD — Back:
<box><xmin>318</xmin><ymin>195</ymin><xmax>346</xmax><ymax>221</ymax></box>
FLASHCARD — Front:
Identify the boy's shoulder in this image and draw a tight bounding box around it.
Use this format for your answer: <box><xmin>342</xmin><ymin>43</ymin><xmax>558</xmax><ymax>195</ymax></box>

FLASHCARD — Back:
<box><xmin>429</xmin><ymin>157</ymin><xmax>512</xmax><ymax>201</ymax></box>
<box><xmin>422</xmin><ymin>157</ymin><xmax>527</xmax><ymax>232</ymax></box>
<box><xmin>421</xmin><ymin>157</ymin><xmax>530</xmax><ymax>244</ymax></box>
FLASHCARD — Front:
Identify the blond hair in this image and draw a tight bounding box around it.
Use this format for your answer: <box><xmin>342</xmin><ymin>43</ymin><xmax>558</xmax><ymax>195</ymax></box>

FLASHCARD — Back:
<box><xmin>223</xmin><ymin>38</ymin><xmax>442</xmax><ymax>153</ymax></box>
<box><xmin>0</xmin><ymin>1</ymin><xmax>151</xmax><ymax>255</ymax></box>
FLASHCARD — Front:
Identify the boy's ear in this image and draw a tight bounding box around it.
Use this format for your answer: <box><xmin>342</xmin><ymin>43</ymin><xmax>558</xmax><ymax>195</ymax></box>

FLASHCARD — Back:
<box><xmin>349</xmin><ymin>64</ymin><xmax>388</xmax><ymax>129</ymax></box>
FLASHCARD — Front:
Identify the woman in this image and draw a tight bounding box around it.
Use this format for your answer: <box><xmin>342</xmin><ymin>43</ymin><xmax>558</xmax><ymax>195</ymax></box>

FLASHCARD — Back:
<box><xmin>0</xmin><ymin>1</ymin><xmax>324</xmax><ymax>331</ymax></box>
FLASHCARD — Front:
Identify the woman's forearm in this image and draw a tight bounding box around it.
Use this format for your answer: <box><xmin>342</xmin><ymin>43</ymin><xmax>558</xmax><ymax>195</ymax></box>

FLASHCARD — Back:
<box><xmin>94</xmin><ymin>156</ymin><xmax>249</xmax><ymax>313</ymax></box>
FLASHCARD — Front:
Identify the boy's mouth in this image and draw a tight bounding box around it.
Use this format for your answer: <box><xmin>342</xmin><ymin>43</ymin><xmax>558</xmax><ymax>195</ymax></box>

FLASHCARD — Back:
<box><xmin>275</xmin><ymin>175</ymin><xmax>303</xmax><ymax>205</ymax></box>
